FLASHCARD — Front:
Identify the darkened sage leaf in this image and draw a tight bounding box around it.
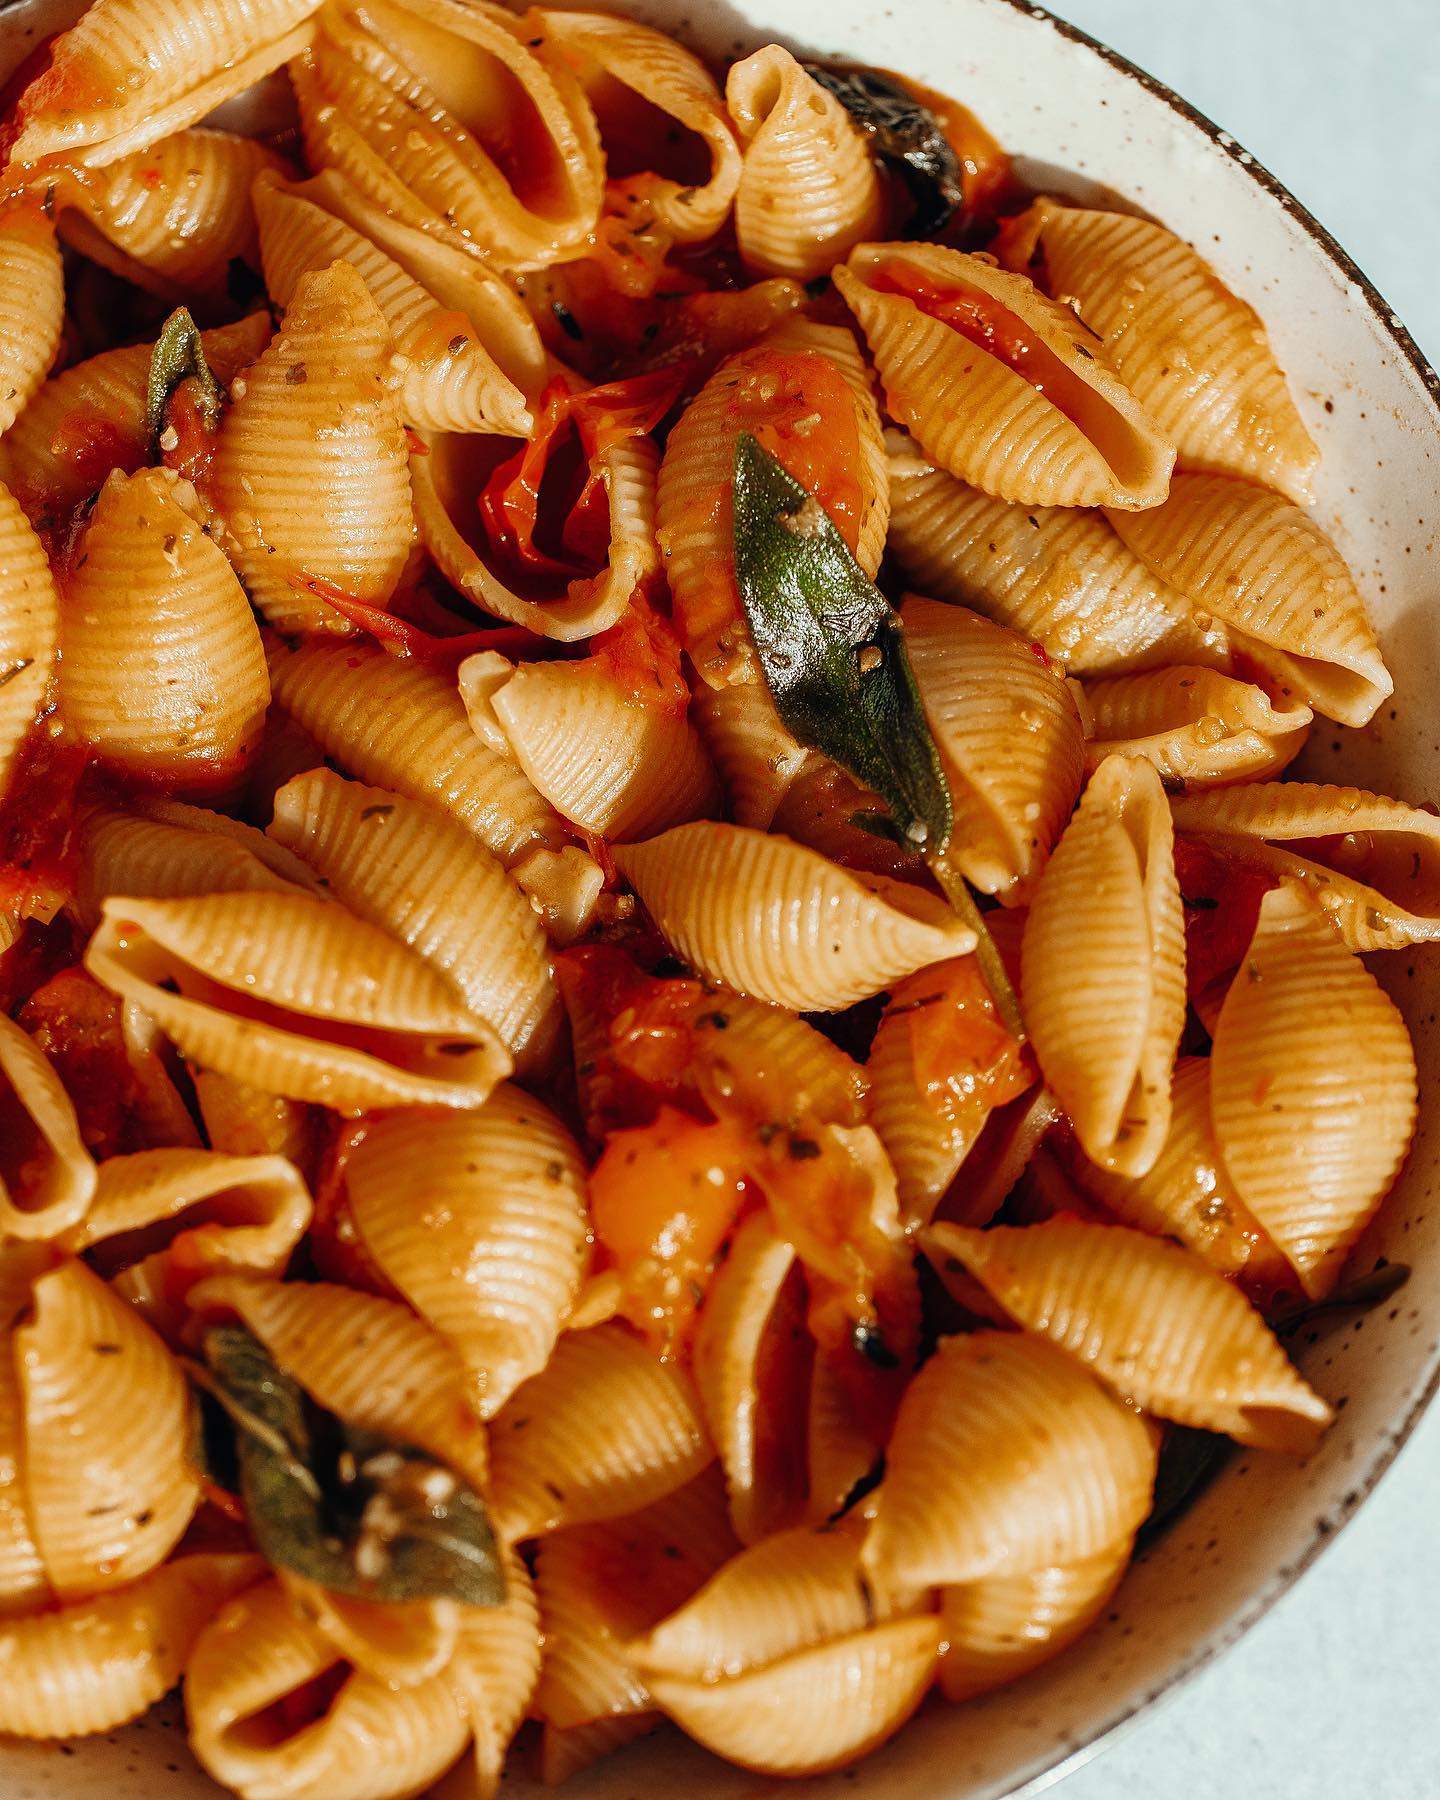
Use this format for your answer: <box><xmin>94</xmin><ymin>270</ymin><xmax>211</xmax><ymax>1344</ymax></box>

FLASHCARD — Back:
<box><xmin>201</xmin><ymin>1326</ymin><xmax>504</xmax><ymax>1607</ymax></box>
<box><xmin>1137</xmin><ymin>1425</ymin><xmax>1228</xmax><ymax>1548</ymax></box>
<box><xmin>732</xmin><ymin>431</ymin><xmax>952</xmax><ymax>854</ymax></box>
<box><xmin>145</xmin><ymin>306</ymin><xmax>223</xmax><ymax>450</ymax></box>
<box><xmin>803</xmin><ymin>64</ymin><xmax>966</xmax><ymax>235</ymax></box>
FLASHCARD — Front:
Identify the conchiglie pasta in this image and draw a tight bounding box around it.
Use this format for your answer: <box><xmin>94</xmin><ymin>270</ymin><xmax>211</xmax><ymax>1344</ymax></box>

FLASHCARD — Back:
<box><xmin>725</xmin><ymin>46</ymin><xmax>883</xmax><ymax>280</ymax></box>
<box><xmin>1210</xmin><ymin>881</ymin><xmax>1418</xmax><ymax>1297</ymax></box>
<box><xmin>1082</xmin><ymin>664</ymin><xmax>1311</xmax><ymax>786</ymax></box>
<box><xmin>807</xmin><ymin>1345</ymin><xmax>884</xmax><ymax>1526</ymax></box>
<box><xmin>345</xmin><ymin>1093</ymin><xmax>588</xmax><ymax>1419</ymax></box>
<box><xmin>280</xmin><ymin>1577</ymin><xmax>461</xmax><ymax>1689</ymax></box>
<box><xmin>268</xmin><ymin>767</ymin><xmax>562</xmax><ymax>1072</ymax></box>
<box><xmin>613</xmin><ymin>822</ymin><xmax>975</xmax><ymax>1011</ymax></box>
<box><xmin>0</xmin><ymin>204</ymin><xmax>64</xmax><ymax>439</ymax></box>
<box><xmin>8</xmin><ymin>0</ymin><xmax>324</xmax><ymax>166</ymax></box>
<box><xmin>1022</xmin><ymin>754</ymin><xmax>1186</xmax><ymax>1176</ymax></box>
<box><xmin>863</xmin><ymin>1330</ymin><xmax>1157</xmax><ymax>1591</ymax></box>
<box><xmin>905</xmin><ymin>596</ymin><xmax>1085</xmax><ymax>899</ymax></box>
<box><xmin>1108</xmin><ymin>473</ymin><xmax>1391</xmax><ymax>727</ymax></box>
<box><xmin>0</xmin><ymin>1554</ymin><xmax>262</xmax><ymax>1740</ymax></box>
<box><xmin>210</xmin><ymin>260</ymin><xmax>411</xmax><ymax>634</ymax></box>
<box><xmin>925</xmin><ymin>1219</ymin><xmax>1332</xmax><ymax>1451</ymax></box>
<box><xmin>444</xmin><ymin>1545</ymin><xmax>543</xmax><ymax>1798</ymax></box>
<box><xmin>0</xmin><ymin>1007</ymin><xmax>96</xmax><ymax>1241</ymax></box>
<box><xmin>836</xmin><ymin>243</ymin><xmax>1175</xmax><ymax>508</ymax></box>
<box><xmin>488</xmin><ymin>1321</ymin><xmax>712</xmax><ymax>1541</ymax></box>
<box><xmin>59</xmin><ymin>467</ymin><xmax>270</xmax><ymax>796</ymax></box>
<box><xmin>1012</xmin><ymin>200</ymin><xmax>1320</xmax><ymax>503</ymax></box>
<box><xmin>0</xmin><ymin>480</ymin><xmax>58</xmax><ymax>794</ymax></box>
<box><xmin>84</xmin><ymin>889</ymin><xmax>510</xmax><ymax>1113</ymax></box>
<box><xmin>689</xmin><ymin>659</ymin><xmax>810</xmax><ymax>829</ymax></box>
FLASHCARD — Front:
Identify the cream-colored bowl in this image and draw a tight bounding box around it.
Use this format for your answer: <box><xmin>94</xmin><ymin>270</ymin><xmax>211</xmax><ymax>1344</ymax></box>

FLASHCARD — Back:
<box><xmin>2</xmin><ymin>0</ymin><xmax>1438</xmax><ymax>1795</ymax></box>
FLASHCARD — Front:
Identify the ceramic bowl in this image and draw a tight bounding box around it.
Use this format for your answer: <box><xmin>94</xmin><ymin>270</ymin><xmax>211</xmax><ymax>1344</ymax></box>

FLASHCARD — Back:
<box><xmin>1</xmin><ymin>0</ymin><xmax>1437</xmax><ymax>1795</ymax></box>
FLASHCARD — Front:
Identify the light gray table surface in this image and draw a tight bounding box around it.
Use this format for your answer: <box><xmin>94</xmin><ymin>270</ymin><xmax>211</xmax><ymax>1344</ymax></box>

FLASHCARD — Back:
<box><xmin>1038</xmin><ymin>5</ymin><xmax>1440</xmax><ymax>1796</ymax></box>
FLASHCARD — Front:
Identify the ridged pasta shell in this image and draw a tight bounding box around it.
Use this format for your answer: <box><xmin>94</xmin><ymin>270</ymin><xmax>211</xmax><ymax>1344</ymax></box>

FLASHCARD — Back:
<box><xmin>1014</xmin><ymin>200</ymin><xmax>1320</xmax><ymax>503</ymax></box>
<box><xmin>613</xmin><ymin>822</ymin><xmax>975</xmax><ymax>1012</ymax></box>
<box><xmin>1022</xmin><ymin>754</ymin><xmax>1186</xmax><ymax>1176</ymax></box>
<box><xmin>444</xmin><ymin>1544</ymin><xmax>543</xmax><ymax>1798</ymax></box>
<box><xmin>1210</xmin><ymin>882</ymin><xmax>1418</xmax><ymax>1297</ymax></box>
<box><xmin>689</xmin><ymin>989</ymin><xmax>868</xmax><ymax>1129</ymax></box>
<box><xmin>211</xmin><ymin>259</ymin><xmax>411</xmax><ymax>634</ymax></box>
<box><xmin>281</xmin><ymin>1576</ymin><xmax>460</xmax><ymax>1689</ymax></box>
<box><xmin>884</xmin><ymin>434</ymin><xmax>1228</xmax><ymax>675</ymax></box>
<box><xmin>268</xmin><ymin>767</ymin><xmax>562</xmax><ymax>1071</ymax></box>
<box><xmin>657</xmin><ymin>321</ymin><xmax>888</xmax><ymax>686</ymax></box>
<box><xmin>539</xmin><ymin>1715</ymin><xmax>652</xmax><ymax>1783</ymax></box>
<box><xmin>1172</xmin><ymin>780</ymin><xmax>1440</xmax><ymax>952</ymax></box>
<box><xmin>266</xmin><ymin>636</ymin><xmax>566</xmax><ymax>869</ymax></box>
<box><xmin>19</xmin><ymin>1258</ymin><xmax>199</xmax><ymax>1597</ymax></box>
<box><xmin>689</xmin><ymin>672</ymin><xmax>809</xmax><ymax>829</ymax></box>
<box><xmin>59</xmin><ymin>467</ymin><xmax>270</xmax><ymax>795</ymax></box>
<box><xmin>253</xmin><ymin>170</ymin><xmax>535</xmax><ymax>436</ymax></box>
<box><xmin>0</xmin><ymin>1553</ymin><xmax>262</xmax><ymax>1740</ymax></box>
<box><xmin>863</xmin><ymin>1329</ymin><xmax>1157</xmax><ymax>1590</ymax></box>
<box><xmin>189</xmin><ymin>1273</ymin><xmax>490</xmax><ymax>1491</ymax></box>
<box><xmin>0</xmin><ymin>1247</ymin><xmax>49</xmax><ymax>1609</ymax></box>
<box><xmin>807</xmin><ymin>1345</ymin><xmax>883</xmax><ymax>1526</ymax></box>
<box><xmin>488</xmin><ymin>1321</ymin><xmax>712</xmax><ymax>1541</ymax></box>
<box><xmin>925</xmin><ymin>1219</ymin><xmax>1333</xmax><ymax>1452</ymax></box>
<box><xmin>647</xmin><ymin>1614</ymin><xmax>942</xmax><ymax>1777</ymax></box>
<box><xmin>0</xmin><ymin>312</ymin><xmax>271</xmax><ymax>528</ymax></box>
<box><xmin>185</xmin><ymin>1577</ymin><xmax>469</xmax><ymax>1800</ymax></box>
<box><xmin>905</xmin><ymin>597</ymin><xmax>1085</xmax><ymax>899</ymax></box>
<box><xmin>296</xmin><ymin>0</ymin><xmax>603</xmax><ymax>273</ymax></box>
<box><xmin>691</xmin><ymin>1211</ymin><xmax>806</xmax><ymax>1545</ymax></box>
<box><xmin>84</xmin><ymin>889</ymin><xmax>510</xmax><ymax>1113</ymax></box>
<box><xmin>0</xmin><ymin>204</ymin><xmax>63</xmax><ymax>438</ymax></box>
<box><xmin>9</xmin><ymin>0</ymin><xmax>323</xmax><ymax>166</ymax></box>
<box><xmin>539</xmin><ymin>8</ymin><xmax>741</xmax><ymax>240</ymax></box>
<box><xmin>48</xmin><ymin>130</ymin><xmax>285</xmax><ymax>300</ymax></box>
<box><xmin>0</xmin><ymin>1012</ymin><xmax>96</xmax><ymax>1241</ymax></box>
<box><xmin>837</xmin><ymin>243</ymin><xmax>1175</xmax><ymax>508</ymax></box>
<box><xmin>1108</xmin><ymin>473</ymin><xmax>1391</xmax><ymax>727</ymax></box>
<box><xmin>346</xmin><ymin>1093</ymin><xmax>588</xmax><ymax>1419</ymax></box>
<box><xmin>725</xmin><ymin>45</ymin><xmax>882</xmax><ymax>280</ymax></box>
<box><xmin>1083</xmin><ymin>664</ymin><xmax>1311</xmax><ymax>786</ymax></box>
<box><xmin>0</xmin><ymin>480</ymin><xmax>58</xmax><ymax>794</ymax></box>
<box><xmin>938</xmin><ymin>1540</ymin><xmax>1129</xmax><ymax>1703</ymax></box>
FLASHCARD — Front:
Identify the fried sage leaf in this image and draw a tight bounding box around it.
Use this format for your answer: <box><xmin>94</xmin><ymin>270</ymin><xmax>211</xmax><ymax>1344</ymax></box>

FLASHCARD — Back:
<box><xmin>145</xmin><ymin>306</ymin><xmax>223</xmax><ymax>451</ymax></box>
<box><xmin>803</xmin><ymin>64</ymin><xmax>966</xmax><ymax>234</ymax></box>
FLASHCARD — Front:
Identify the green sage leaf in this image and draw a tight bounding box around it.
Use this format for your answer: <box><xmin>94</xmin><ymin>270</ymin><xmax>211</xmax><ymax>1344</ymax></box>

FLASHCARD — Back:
<box><xmin>1269</xmin><ymin>1262</ymin><xmax>1411</xmax><ymax>1337</ymax></box>
<box><xmin>145</xmin><ymin>307</ymin><xmax>223</xmax><ymax>451</ymax></box>
<box><xmin>1137</xmin><ymin>1425</ymin><xmax>1228</xmax><ymax>1548</ymax></box>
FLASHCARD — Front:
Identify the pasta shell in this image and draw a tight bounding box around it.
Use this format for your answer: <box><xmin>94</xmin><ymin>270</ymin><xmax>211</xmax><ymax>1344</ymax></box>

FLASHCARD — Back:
<box><xmin>689</xmin><ymin>669</ymin><xmax>809</xmax><ymax>829</ymax></box>
<box><xmin>647</xmin><ymin>1615</ymin><xmax>942</xmax><ymax>1777</ymax></box>
<box><xmin>1083</xmin><ymin>664</ymin><xmax>1311</xmax><ymax>786</ymax></box>
<box><xmin>0</xmin><ymin>203</ymin><xmax>64</xmax><ymax>438</ymax></box>
<box><xmin>211</xmin><ymin>259</ymin><xmax>411</xmax><ymax>635</ymax></box>
<box><xmin>346</xmin><ymin>1094</ymin><xmax>588</xmax><ymax>1419</ymax></box>
<box><xmin>905</xmin><ymin>597</ymin><xmax>1085</xmax><ymax>899</ymax></box>
<box><xmin>1210</xmin><ymin>881</ymin><xmax>1418</xmax><ymax>1297</ymax></box>
<box><xmin>806</xmin><ymin>1344</ymin><xmax>884</xmax><ymax>1526</ymax></box>
<box><xmin>539</xmin><ymin>1715</ymin><xmax>653</xmax><ymax>1783</ymax></box>
<box><xmin>613</xmin><ymin>822</ymin><xmax>975</xmax><ymax>1012</ymax></box>
<box><xmin>268</xmin><ymin>767</ymin><xmax>562</xmax><ymax>1072</ymax></box>
<box><xmin>266</xmin><ymin>636</ymin><xmax>566</xmax><ymax>869</ymax></box>
<box><xmin>296</xmin><ymin>0</ymin><xmax>603</xmax><ymax>273</ymax></box>
<box><xmin>863</xmin><ymin>1330</ymin><xmax>1157</xmax><ymax>1590</ymax></box>
<box><xmin>938</xmin><ymin>1540</ymin><xmax>1129</xmax><ymax>1703</ymax></box>
<box><xmin>84</xmin><ymin>889</ymin><xmax>510</xmax><ymax>1114</ymax></box>
<box><xmin>48</xmin><ymin>130</ymin><xmax>286</xmax><ymax>301</ymax></box>
<box><xmin>1108</xmin><ymin>473</ymin><xmax>1391</xmax><ymax>727</ymax></box>
<box><xmin>539</xmin><ymin>8</ymin><xmax>741</xmax><ymax>241</ymax></box>
<box><xmin>8</xmin><ymin>0</ymin><xmax>323</xmax><ymax>166</ymax></box>
<box><xmin>0</xmin><ymin>1246</ymin><xmax>50</xmax><ymax>1609</ymax></box>
<box><xmin>444</xmin><ymin>1544</ymin><xmax>543</xmax><ymax>1798</ymax></box>
<box><xmin>884</xmin><ymin>434</ymin><xmax>1229</xmax><ymax>674</ymax></box>
<box><xmin>0</xmin><ymin>480</ymin><xmax>58</xmax><ymax>794</ymax></box>
<box><xmin>837</xmin><ymin>242</ymin><xmax>1175</xmax><ymax>508</ymax></box>
<box><xmin>281</xmin><ymin>1577</ymin><xmax>460</xmax><ymax>1689</ymax></box>
<box><xmin>0</xmin><ymin>312</ymin><xmax>271</xmax><ymax>528</ymax></box>
<box><xmin>657</xmin><ymin>321</ymin><xmax>888</xmax><ymax>687</ymax></box>
<box><xmin>691</xmin><ymin>1211</ymin><xmax>807</xmax><ymax>1544</ymax></box>
<box><xmin>925</xmin><ymin>1219</ymin><xmax>1333</xmax><ymax>1452</ymax></box>
<box><xmin>487</xmin><ymin>1321</ymin><xmax>712</xmax><ymax>1541</ymax></box>
<box><xmin>725</xmin><ymin>45</ymin><xmax>883</xmax><ymax>280</ymax></box>
<box><xmin>59</xmin><ymin>467</ymin><xmax>270</xmax><ymax>796</ymax></box>
<box><xmin>0</xmin><ymin>1012</ymin><xmax>96</xmax><ymax>1241</ymax></box>
<box><xmin>189</xmin><ymin>1273</ymin><xmax>489</xmax><ymax>1492</ymax></box>
<box><xmin>689</xmin><ymin>990</ymin><xmax>868</xmax><ymax>1129</ymax></box>
<box><xmin>1014</xmin><ymin>200</ymin><xmax>1320</xmax><ymax>503</ymax></box>
<box><xmin>19</xmin><ymin>1258</ymin><xmax>198</xmax><ymax>1597</ymax></box>
<box><xmin>253</xmin><ymin>170</ymin><xmax>536</xmax><ymax>436</ymax></box>
<box><xmin>1022</xmin><ymin>755</ymin><xmax>1186</xmax><ymax>1176</ymax></box>
<box><xmin>185</xmin><ymin>1577</ymin><xmax>469</xmax><ymax>1800</ymax></box>
<box><xmin>0</xmin><ymin>1554</ymin><xmax>262</xmax><ymax>1739</ymax></box>
<box><xmin>1172</xmin><ymin>780</ymin><xmax>1440</xmax><ymax>952</ymax></box>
